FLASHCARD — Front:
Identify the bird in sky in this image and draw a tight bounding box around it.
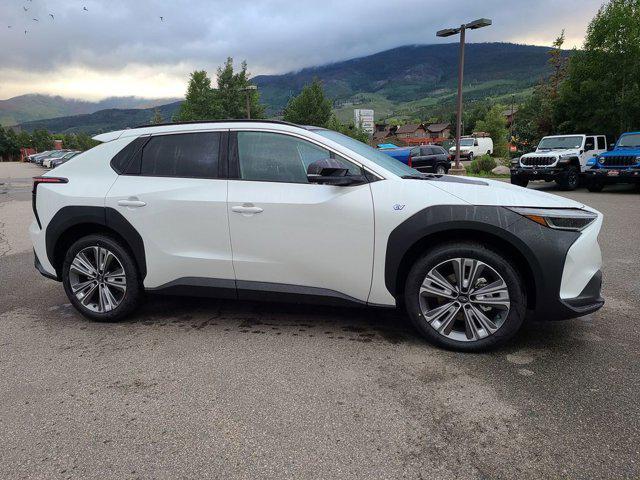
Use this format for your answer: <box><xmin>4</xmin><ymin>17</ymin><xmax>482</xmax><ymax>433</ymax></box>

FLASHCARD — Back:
<box><xmin>160</xmin><ymin>16</ymin><xmax>164</xmax><ymax>21</ymax></box>
<box><xmin>49</xmin><ymin>13</ymin><xmax>55</xmax><ymax>20</ymax></box>
<box><xmin>7</xmin><ymin>25</ymin><xmax>12</xmax><ymax>28</ymax></box>
<box><xmin>32</xmin><ymin>18</ymin><xmax>39</xmax><ymax>22</ymax></box>
<box><xmin>23</xmin><ymin>6</ymin><xmax>29</xmax><ymax>11</ymax></box>
<box><xmin>24</xmin><ymin>29</ymin><xmax>28</xmax><ymax>34</ymax></box>
<box><xmin>83</xmin><ymin>6</ymin><xmax>88</xmax><ymax>11</ymax></box>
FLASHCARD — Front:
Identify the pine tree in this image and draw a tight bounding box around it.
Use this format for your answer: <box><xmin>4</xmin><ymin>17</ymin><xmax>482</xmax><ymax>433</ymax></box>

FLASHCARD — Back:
<box><xmin>175</xmin><ymin>70</ymin><xmax>221</xmax><ymax>121</ymax></box>
<box><xmin>150</xmin><ymin>108</ymin><xmax>164</xmax><ymax>125</ymax></box>
<box><xmin>216</xmin><ymin>58</ymin><xmax>264</xmax><ymax>119</ymax></box>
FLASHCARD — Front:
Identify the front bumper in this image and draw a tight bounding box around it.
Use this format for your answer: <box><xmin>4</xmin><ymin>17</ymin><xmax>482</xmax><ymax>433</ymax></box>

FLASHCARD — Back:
<box><xmin>584</xmin><ymin>167</ymin><xmax>640</xmax><ymax>184</ymax></box>
<box><xmin>560</xmin><ymin>270</ymin><xmax>604</xmax><ymax>316</ymax></box>
<box><xmin>510</xmin><ymin>166</ymin><xmax>562</xmax><ymax>180</ymax></box>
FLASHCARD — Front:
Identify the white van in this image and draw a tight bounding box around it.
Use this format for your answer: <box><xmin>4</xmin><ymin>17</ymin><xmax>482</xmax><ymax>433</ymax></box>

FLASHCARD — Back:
<box><xmin>448</xmin><ymin>136</ymin><xmax>494</xmax><ymax>161</ymax></box>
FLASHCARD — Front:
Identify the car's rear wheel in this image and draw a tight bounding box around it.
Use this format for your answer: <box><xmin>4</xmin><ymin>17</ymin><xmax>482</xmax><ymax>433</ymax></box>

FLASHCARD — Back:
<box><xmin>62</xmin><ymin>234</ymin><xmax>142</xmax><ymax>322</ymax></box>
<box><xmin>468</xmin><ymin>152</ymin><xmax>474</xmax><ymax>162</ymax></box>
<box><xmin>435</xmin><ymin>164</ymin><xmax>447</xmax><ymax>175</ymax></box>
<box><xmin>404</xmin><ymin>242</ymin><xmax>526</xmax><ymax>351</ymax></box>
<box><xmin>587</xmin><ymin>181</ymin><xmax>605</xmax><ymax>192</ymax></box>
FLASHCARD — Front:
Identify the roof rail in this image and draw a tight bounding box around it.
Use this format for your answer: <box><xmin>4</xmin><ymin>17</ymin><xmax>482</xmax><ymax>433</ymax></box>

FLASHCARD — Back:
<box><xmin>132</xmin><ymin>118</ymin><xmax>302</xmax><ymax>129</ymax></box>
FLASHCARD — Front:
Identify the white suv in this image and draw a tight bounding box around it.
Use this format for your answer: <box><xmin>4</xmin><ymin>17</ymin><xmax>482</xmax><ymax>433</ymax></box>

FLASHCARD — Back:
<box><xmin>511</xmin><ymin>134</ymin><xmax>608</xmax><ymax>190</ymax></box>
<box><xmin>30</xmin><ymin>121</ymin><xmax>604</xmax><ymax>351</ymax></box>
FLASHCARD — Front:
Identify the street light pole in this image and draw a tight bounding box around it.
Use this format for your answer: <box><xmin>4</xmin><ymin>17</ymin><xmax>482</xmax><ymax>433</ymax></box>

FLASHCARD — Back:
<box><xmin>437</xmin><ymin>18</ymin><xmax>491</xmax><ymax>175</ymax></box>
<box><xmin>454</xmin><ymin>24</ymin><xmax>466</xmax><ymax>172</ymax></box>
<box><xmin>243</xmin><ymin>85</ymin><xmax>258</xmax><ymax>119</ymax></box>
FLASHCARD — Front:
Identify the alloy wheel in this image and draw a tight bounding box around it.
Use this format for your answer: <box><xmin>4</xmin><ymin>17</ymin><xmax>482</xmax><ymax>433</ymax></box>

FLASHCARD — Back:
<box><xmin>69</xmin><ymin>246</ymin><xmax>127</xmax><ymax>313</ymax></box>
<box><xmin>419</xmin><ymin>257</ymin><xmax>510</xmax><ymax>342</ymax></box>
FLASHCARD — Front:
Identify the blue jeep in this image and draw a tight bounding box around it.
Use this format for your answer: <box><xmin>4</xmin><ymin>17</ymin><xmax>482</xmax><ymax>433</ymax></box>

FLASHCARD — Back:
<box><xmin>585</xmin><ymin>132</ymin><xmax>640</xmax><ymax>191</ymax></box>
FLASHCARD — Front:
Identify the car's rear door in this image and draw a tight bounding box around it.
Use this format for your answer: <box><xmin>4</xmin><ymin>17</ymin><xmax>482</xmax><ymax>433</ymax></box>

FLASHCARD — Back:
<box><xmin>226</xmin><ymin>129</ymin><xmax>375</xmax><ymax>303</ymax></box>
<box><xmin>105</xmin><ymin>130</ymin><xmax>235</xmax><ymax>292</ymax></box>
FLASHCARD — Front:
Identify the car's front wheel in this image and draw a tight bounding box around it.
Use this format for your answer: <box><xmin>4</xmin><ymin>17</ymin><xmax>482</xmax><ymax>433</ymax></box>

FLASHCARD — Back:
<box><xmin>510</xmin><ymin>175</ymin><xmax>529</xmax><ymax>188</ymax></box>
<box><xmin>404</xmin><ymin>242</ymin><xmax>526</xmax><ymax>351</ymax></box>
<box><xmin>557</xmin><ymin>166</ymin><xmax>580</xmax><ymax>190</ymax></box>
<box><xmin>62</xmin><ymin>234</ymin><xmax>142</xmax><ymax>322</ymax></box>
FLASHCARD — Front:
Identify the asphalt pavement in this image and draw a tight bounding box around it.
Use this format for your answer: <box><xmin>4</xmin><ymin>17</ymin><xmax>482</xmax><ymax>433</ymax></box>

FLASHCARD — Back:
<box><xmin>0</xmin><ymin>162</ymin><xmax>638</xmax><ymax>479</ymax></box>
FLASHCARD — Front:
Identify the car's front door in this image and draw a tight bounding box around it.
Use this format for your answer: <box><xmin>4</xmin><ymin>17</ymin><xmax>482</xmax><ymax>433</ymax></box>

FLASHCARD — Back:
<box><xmin>226</xmin><ymin>130</ymin><xmax>375</xmax><ymax>303</ymax></box>
<box><xmin>105</xmin><ymin>131</ymin><xmax>235</xmax><ymax>292</ymax></box>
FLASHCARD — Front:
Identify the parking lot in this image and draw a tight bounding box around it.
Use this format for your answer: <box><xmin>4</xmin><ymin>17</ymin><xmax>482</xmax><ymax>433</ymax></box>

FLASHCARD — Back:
<box><xmin>1</xmin><ymin>161</ymin><xmax>638</xmax><ymax>479</ymax></box>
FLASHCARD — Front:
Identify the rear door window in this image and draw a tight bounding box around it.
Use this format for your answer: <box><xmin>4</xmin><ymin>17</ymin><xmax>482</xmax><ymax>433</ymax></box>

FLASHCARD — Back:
<box><xmin>597</xmin><ymin>136</ymin><xmax>606</xmax><ymax>150</ymax></box>
<box><xmin>140</xmin><ymin>132</ymin><xmax>221</xmax><ymax>178</ymax></box>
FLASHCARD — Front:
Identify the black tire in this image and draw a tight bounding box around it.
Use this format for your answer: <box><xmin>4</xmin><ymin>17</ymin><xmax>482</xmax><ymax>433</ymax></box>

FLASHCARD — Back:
<box><xmin>435</xmin><ymin>164</ymin><xmax>447</xmax><ymax>175</ymax></box>
<box><xmin>556</xmin><ymin>166</ymin><xmax>580</xmax><ymax>191</ymax></box>
<box><xmin>62</xmin><ymin>234</ymin><xmax>142</xmax><ymax>322</ymax></box>
<box><xmin>404</xmin><ymin>242</ymin><xmax>527</xmax><ymax>352</ymax></box>
<box><xmin>510</xmin><ymin>175</ymin><xmax>529</xmax><ymax>188</ymax></box>
<box><xmin>468</xmin><ymin>152</ymin><xmax>474</xmax><ymax>162</ymax></box>
<box><xmin>587</xmin><ymin>181</ymin><xmax>605</xmax><ymax>192</ymax></box>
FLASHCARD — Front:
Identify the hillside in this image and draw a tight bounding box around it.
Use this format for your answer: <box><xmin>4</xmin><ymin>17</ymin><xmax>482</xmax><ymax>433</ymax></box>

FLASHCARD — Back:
<box><xmin>15</xmin><ymin>42</ymin><xmax>562</xmax><ymax>134</ymax></box>
<box><xmin>0</xmin><ymin>94</ymin><xmax>180</xmax><ymax>127</ymax></box>
<box><xmin>254</xmin><ymin>42</ymin><xmax>561</xmax><ymax>119</ymax></box>
<box><xmin>17</xmin><ymin>101</ymin><xmax>182</xmax><ymax>135</ymax></box>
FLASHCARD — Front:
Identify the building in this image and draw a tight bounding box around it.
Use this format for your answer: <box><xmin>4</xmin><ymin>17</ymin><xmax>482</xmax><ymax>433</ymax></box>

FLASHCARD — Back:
<box><xmin>395</xmin><ymin>124</ymin><xmax>428</xmax><ymax>140</ymax></box>
<box><xmin>503</xmin><ymin>107</ymin><xmax>517</xmax><ymax>126</ymax></box>
<box><xmin>426</xmin><ymin>123</ymin><xmax>451</xmax><ymax>140</ymax></box>
<box><xmin>354</xmin><ymin>109</ymin><xmax>375</xmax><ymax>134</ymax></box>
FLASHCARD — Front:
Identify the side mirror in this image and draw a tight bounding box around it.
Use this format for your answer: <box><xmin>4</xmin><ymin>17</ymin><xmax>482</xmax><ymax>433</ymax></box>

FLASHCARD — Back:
<box><xmin>307</xmin><ymin>158</ymin><xmax>364</xmax><ymax>186</ymax></box>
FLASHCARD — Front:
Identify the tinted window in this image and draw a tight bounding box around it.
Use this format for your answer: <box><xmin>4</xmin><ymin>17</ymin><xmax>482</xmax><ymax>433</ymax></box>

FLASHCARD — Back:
<box><xmin>597</xmin><ymin>136</ymin><xmax>606</xmax><ymax>150</ymax></box>
<box><xmin>435</xmin><ymin>146</ymin><xmax>447</xmax><ymax>155</ymax></box>
<box><xmin>410</xmin><ymin>147</ymin><xmax>421</xmax><ymax>156</ymax></box>
<box><xmin>237</xmin><ymin>131</ymin><xmax>360</xmax><ymax>183</ymax></box>
<box><xmin>140</xmin><ymin>132</ymin><xmax>220</xmax><ymax>178</ymax></box>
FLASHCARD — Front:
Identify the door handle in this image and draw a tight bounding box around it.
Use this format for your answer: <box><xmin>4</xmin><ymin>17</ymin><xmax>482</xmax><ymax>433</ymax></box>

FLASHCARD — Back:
<box><xmin>232</xmin><ymin>205</ymin><xmax>263</xmax><ymax>214</ymax></box>
<box><xmin>118</xmin><ymin>199</ymin><xmax>146</xmax><ymax>208</ymax></box>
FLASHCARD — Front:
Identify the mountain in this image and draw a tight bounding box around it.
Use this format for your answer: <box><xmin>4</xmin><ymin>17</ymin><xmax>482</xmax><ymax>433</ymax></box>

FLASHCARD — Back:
<box><xmin>15</xmin><ymin>42</ymin><xmax>562</xmax><ymax>134</ymax></box>
<box><xmin>17</xmin><ymin>101</ymin><xmax>183</xmax><ymax>135</ymax></box>
<box><xmin>253</xmin><ymin>42</ymin><xmax>561</xmax><ymax>119</ymax></box>
<box><xmin>0</xmin><ymin>94</ymin><xmax>180</xmax><ymax>127</ymax></box>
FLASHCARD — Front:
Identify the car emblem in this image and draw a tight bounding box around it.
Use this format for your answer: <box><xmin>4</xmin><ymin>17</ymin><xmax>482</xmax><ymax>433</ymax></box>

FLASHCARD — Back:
<box><xmin>393</xmin><ymin>204</ymin><xmax>405</xmax><ymax>211</ymax></box>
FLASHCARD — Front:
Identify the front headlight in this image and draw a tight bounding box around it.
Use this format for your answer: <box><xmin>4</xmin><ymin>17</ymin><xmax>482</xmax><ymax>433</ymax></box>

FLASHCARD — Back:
<box><xmin>508</xmin><ymin>207</ymin><xmax>597</xmax><ymax>231</ymax></box>
<box><xmin>586</xmin><ymin>157</ymin><xmax>597</xmax><ymax>166</ymax></box>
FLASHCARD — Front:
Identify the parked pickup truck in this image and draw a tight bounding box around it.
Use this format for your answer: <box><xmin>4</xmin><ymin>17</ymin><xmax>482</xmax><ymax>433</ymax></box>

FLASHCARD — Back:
<box><xmin>380</xmin><ymin>145</ymin><xmax>451</xmax><ymax>174</ymax></box>
<box><xmin>584</xmin><ymin>131</ymin><xmax>640</xmax><ymax>191</ymax></box>
<box><xmin>510</xmin><ymin>134</ymin><xmax>607</xmax><ymax>190</ymax></box>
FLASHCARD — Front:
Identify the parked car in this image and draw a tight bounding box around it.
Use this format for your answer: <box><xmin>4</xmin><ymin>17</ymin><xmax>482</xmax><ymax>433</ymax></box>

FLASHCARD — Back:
<box><xmin>409</xmin><ymin>145</ymin><xmax>451</xmax><ymax>174</ymax></box>
<box><xmin>584</xmin><ymin>131</ymin><xmax>640</xmax><ymax>191</ymax></box>
<box><xmin>29</xmin><ymin>151</ymin><xmax>54</xmax><ymax>163</ymax></box>
<box><xmin>49</xmin><ymin>151</ymin><xmax>81</xmax><ymax>169</ymax></box>
<box><xmin>41</xmin><ymin>150</ymin><xmax>72</xmax><ymax>167</ymax></box>
<box><xmin>379</xmin><ymin>146</ymin><xmax>412</xmax><ymax>165</ymax></box>
<box><xmin>30</xmin><ymin>120</ymin><xmax>604</xmax><ymax>351</ymax></box>
<box><xmin>510</xmin><ymin>134</ymin><xmax>607</xmax><ymax>190</ymax></box>
<box><xmin>448</xmin><ymin>136</ymin><xmax>493</xmax><ymax>161</ymax></box>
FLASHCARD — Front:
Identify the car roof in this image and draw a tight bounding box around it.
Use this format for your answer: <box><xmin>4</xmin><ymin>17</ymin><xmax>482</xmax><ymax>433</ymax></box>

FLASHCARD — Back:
<box><xmin>92</xmin><ymin>119</ymin><xmax>308</xmax><ymax>143</ymax></box>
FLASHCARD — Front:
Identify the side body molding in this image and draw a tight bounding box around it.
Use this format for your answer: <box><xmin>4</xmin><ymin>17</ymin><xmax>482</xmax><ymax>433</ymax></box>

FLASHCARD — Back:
<box><xmin>45</xmin><ymin>206</ymin><xmax>147</xmax><ymax>280</ymax></box>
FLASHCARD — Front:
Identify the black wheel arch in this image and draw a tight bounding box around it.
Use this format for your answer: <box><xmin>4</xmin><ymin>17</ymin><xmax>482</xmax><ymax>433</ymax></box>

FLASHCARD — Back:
<box><xmin>45</xmin><ymin>206</ymin><xmax>146</xmax><ymax>281</ymax></box>
<box><xmin>385</xmin><ymin>205</ymin><xmax>580</xmax><ymax>315</ymax></box>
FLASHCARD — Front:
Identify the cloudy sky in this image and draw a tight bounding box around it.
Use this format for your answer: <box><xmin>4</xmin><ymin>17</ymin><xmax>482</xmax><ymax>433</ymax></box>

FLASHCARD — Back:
<box><xmin>0</xmin><ymin>0</ymin><xmax>604</xmax><ymax>101</ymax></box>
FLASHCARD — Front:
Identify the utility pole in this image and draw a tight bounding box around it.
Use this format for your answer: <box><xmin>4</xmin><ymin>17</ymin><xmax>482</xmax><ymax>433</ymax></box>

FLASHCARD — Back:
<box><xmin>437</xmin><ymin>18</ymin><xmax>492</xmax><ymax>174</ymax></box>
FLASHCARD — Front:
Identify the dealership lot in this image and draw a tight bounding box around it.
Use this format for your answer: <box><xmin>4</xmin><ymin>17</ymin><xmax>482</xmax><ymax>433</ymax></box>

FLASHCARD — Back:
<box><xmin>0</xmin><ymin>162</ymin><xmax>638</xmax><ymax>479</ymax></box>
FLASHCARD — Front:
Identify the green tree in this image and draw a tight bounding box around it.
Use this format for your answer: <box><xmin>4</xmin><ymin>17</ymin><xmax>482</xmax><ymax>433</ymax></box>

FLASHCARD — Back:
<box><xmin>283</xmin><ymin>79</ymin><xmax>332</xmax><ymax>127</ymax></box>
<box><xmin>32</xmin><ymin>129</ymin><xmax>54</xmax><ymax>152</ymax></box>
<box><xmin>62</xmin><ymin>133</ymin><xmax>79</xmax><ymax>150</ymax></box>
<box><xmin>474</xmin><ymin>105</ymin><xmax>509</xmax><ymax>157</ymax></box>
<box><xmin>216</xmin><ymin>58</ymin><xmax>264</xmax><ymax>119</ymax></box>
<box><xmin>175</xmin><ymin>70</ymin><xmax>221</xmax><ymax>121</ymax></box>
<box><xmin>16</xmin><ymin>131</ymin><xmax>33</xmax><ymax>149</ymax></box>
<box><xmin>75</xmin><ymin>132</ymin><xmax>99</xmax><ymax>151</ymax></box>
<box><xmin>150</xmin><ymin>108</ymin><xmax>164</xmax><ymax>125</ymax></box>
<box><xmin>557</xmin><ymin>0</ymin><xmax>640</xmax><ymax>137</ymax></box>
<box><xmin>326</xmin><ymin>114</ymin><xmax>370</xmax><ymax>143</ymax></box>
<box><xmin>0</xmin><ymin>127</ymin><xmax>20</xmax><ymax>160</ymax></box>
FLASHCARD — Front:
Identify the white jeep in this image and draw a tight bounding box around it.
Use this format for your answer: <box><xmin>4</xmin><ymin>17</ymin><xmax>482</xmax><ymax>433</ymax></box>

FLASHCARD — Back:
<box><xmin>511</xmin><ymin>134</ymin><xmax>607</xmax><ymax>190</ymax></box>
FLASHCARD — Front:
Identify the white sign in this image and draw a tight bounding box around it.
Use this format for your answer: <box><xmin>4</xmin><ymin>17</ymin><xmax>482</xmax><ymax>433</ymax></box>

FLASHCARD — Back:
<box><xmin>354</xmin><ymin>109</ymin><xmax>374</xmax><ymax>134</ymax></box>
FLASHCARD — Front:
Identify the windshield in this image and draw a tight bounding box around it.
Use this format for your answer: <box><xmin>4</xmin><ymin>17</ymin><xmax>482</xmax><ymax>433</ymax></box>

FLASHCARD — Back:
<box><xmin>314</xmin><ymin>130</ymin><xmax>419</xmax><ymax>177</ymax></box>
<box><xmin>538</xmin><ymin>136</ymin><xmax>583</xmax><ymax>149</ymax></box>
<box><xmin>617</xmin><ymin>133</ymin><xmax>640</xmax><ymax>148</ymax></box>
<box><xmin>460</xmin><ymin>139</ymin><xmax>475</xmax><ymax>146</ymax></box>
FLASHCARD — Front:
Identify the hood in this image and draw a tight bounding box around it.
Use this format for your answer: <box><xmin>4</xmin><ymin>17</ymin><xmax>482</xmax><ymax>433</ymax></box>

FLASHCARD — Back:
<box><xmin>600</xmin><ymin>148</ymin><xmax>640</xmax><ymax>157</ymax></box>
<box><xmin>524</xmin><ymin>148</ymin><xmax>580</xmax><ymax>158</ymax></box>
<box><xmin>424</xmin><ymin>176</ymin><xmax>585</xmax><ymax>209</ymax></box>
